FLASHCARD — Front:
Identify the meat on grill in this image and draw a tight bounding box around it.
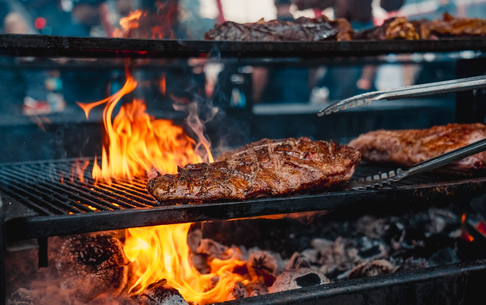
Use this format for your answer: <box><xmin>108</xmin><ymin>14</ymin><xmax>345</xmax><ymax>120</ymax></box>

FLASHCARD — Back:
<box><xmin>427</xmin><ymin>13</ymin><xmax>486</xmax><ymax>37</ymax></box>
<box><xmin>353</xmin><ymin>17</ymin><xmax>431</xmax><ymax>40</ymax></box>
<box><xmin>204</xmin><ymin>15</ymin><xmax>353</xmax><ymax>42</ymax></box>
<box><xmin>147</xmin><ymin>137</ymin><xmax>361</xmax><ymax>203</ymax></box>
<box><xmin>348</xmin><ymin>123</ymin><xmax>486</xmax><ymax>174</ymax></box>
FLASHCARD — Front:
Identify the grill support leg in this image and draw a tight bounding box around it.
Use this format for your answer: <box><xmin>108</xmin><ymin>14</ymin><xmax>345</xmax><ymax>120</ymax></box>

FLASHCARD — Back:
<box><xmin>38</xmin><ymin>237</ymin><xmax>48</xmax><ymax>268</ymax></box>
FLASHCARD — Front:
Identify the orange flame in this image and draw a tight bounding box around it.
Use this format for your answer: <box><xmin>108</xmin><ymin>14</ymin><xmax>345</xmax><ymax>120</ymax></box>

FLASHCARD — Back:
<box><xmin>160</xmin><ymin>73</ymin><xmax>166</xmax><ymax>94</ymax></box>
<box><xmin>125</xmin><ymin>224</ymin><xmax>247</xmax><ymax>304</ymax></box>
<box><xmin>77</xmin><ymin>69</ymin><xmax>206</xmax><ymax>183</ymax></box>
<box><xmin>461</xmin><ymin>213</ymin><xmax>475</xmax><ymax>242</ymax></box>
<box><xmin>113</xmin><ymin>10</ymin><xmax>143</xmax><ymax>38</ymax></box>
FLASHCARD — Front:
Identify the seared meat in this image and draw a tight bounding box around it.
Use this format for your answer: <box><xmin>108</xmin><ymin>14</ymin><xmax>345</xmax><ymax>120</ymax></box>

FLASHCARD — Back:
<box><xmin>349</xmin><ymin>123</ymin><xmax>486</xmax><ymax>174</ymax></box>
<box><xmin>147</xmin><ymin>137</ymin><xmax>361</xmax><ymax>203</ymax></box>
<box><xmin>427</xmin><ymin>13</ymin><xmax>486</xmax><ymax>37</ymax></box>
<box><xmin>354</xmin><ymin>17</ymin><xmax>430</xmax><ymax>40</ymax></box>
<box><xmin>205</xmin><ymin>15</ymin><xmax>353</xmax><ymax>42</ymax></box>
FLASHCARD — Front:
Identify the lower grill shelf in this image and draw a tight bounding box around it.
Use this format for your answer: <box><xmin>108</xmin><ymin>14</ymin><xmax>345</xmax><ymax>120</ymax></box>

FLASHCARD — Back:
<box><xmin>2</xmin><ymin>158</ymin><xmax>486</xmax><ymax>242</ymax></box>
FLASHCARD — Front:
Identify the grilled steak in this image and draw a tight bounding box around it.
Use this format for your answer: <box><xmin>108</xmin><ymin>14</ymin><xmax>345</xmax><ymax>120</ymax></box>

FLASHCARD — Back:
<box><xmin>354</xmin><ymin>17</ymin><xmax>431</xmax><ymax>40</ymax></box>
<box><xmin>147</xmin><ymin>137</ymin><xmax>361</xmax><ymax>203</ymax></box>
<box><xmin>204</xmin><ymin>15</ymin><xmax>353</xmax><ymax>42</ymax></box>
<box><xmin>349</xmin><ymin>123</ymin><xmax>486</xmax><ymax>174</ymax></box>
<box><xmin>426</xmin><ymin>13</ymin><xmax>486</xmax><ymax>38</ymax></box>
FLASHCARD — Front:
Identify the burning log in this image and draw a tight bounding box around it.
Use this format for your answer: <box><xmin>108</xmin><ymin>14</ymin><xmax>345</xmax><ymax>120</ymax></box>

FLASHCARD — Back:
<box><xmin>268</xmin><ymin>268</ymin><xmax>330</xmax><ymax>293</ymax></box>
<box><xmin>55</xmin><ymin>234</ymin><xmax>129</xmax><ymax>303</ymax></box>
<box><xmin>138</xmin><ymin>279</ymin><xmax>188</xmax><ymax>305</ymax></box>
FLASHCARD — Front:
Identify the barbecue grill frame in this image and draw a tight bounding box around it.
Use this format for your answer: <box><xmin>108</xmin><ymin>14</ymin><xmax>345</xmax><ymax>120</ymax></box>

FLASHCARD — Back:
<box><xmin>2</xmin><ymin>32</ymin><xmax>486</xmax><ymax>305</ymax></box>
<box><xmin>222</xmin><ymin>259</ymin><xmax>486</xmax><ymax>305</ymax></box>
<box><xmin>2</xmin><ymin>159</ymin><xmax>486</xmax><ymax>243</ymax></box>
<box><xmin>1</xmin><ymin>34</ymin><xmax>486</xmax><ymax>58</ymax></box>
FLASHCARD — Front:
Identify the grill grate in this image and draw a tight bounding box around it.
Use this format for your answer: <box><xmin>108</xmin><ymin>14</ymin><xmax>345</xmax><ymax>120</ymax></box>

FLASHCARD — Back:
<box><xmin>0</xmin><ymin>158</ymin><xmax>156</xmax><ymax>216</ymax></box>
<box><xmin>2</xmin><ymin>158</ymin><xmax>486</xmax><ymax>242</ymax></box>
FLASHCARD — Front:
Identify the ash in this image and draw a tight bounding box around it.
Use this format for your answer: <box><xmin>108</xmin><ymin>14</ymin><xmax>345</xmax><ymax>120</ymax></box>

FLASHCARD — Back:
<box><xmin>6</xmin><ymin>203</ymin><xmax>486</xmax><ymax>304</ymax></box>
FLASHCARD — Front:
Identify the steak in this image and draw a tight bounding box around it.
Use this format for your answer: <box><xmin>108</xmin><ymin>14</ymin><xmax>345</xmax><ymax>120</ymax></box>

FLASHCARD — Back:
<box><xmin>204</xmin><ymin>15</ymin><xmax>353</xmax><ymax>42</ymax></box>
<box><xmin>354</xmin><ymin>17</ymin><xmax>431</xmax><ymax>41</ymax></box>
<box><xmin>147</xmin><ymin>137</ymin><xmax>361</xmax><ymax>203</ymax></box>
<box><xmin>426</xmin><ymin>13</ymin><xmax>486</xmax><ymax>38</ymax></box>
<box><xmin>348</xmin><ymin>123</ymin><xmax>486</xmax><ymax>174</ymax></box>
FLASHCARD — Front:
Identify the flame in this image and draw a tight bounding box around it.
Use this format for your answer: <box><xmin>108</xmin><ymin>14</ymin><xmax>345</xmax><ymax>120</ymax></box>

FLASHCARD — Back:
<box><xmin>461</xmin><ymin>213</ymin><xmax>475</xmax><ymax>242</ymax></box>
<box><xmin>113</xmin><ymin>10</ymin><xmax>143</xmax><ymax>38</ymax></box>
<box><xmin>77</xmin><ymin>69</ymin><xmax>207</xmax><ymax>183</ymax></box>
<box><xmin>160</xmin><ymin>73</ymin><xmax>166</xmax><ymax>94</ymax></box>
<box><xmin>124</xmin><ymin>224</ymin><xmax>247</xmax><ymax>304</ymax></box>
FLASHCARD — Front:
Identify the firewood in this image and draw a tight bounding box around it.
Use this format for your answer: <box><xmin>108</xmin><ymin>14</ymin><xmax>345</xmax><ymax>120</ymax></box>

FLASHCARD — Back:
<box><xmin>55</xmin><ymin>234</ymin><xmax>129</xmax><ymax>303</ymax></box>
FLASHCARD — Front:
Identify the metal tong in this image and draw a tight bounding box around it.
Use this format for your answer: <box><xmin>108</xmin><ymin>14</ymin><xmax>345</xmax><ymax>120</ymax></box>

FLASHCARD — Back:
<box><xmin>318</xmin><ymin>75</ymin><xmax>486</xmax><ymax>117</ymax></box>
<box><xmin>350</xmin><ymin>138</ymin><xmax>486</xmax><ymax>190</ymax></box>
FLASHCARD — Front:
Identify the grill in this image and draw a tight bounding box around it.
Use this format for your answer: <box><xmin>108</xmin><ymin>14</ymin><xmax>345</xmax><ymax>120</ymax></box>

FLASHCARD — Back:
<box><xmin>3</xmin><ymin>158</ymin><xmax>486</xmax><ymax>243</ymax></box>
<box><xmin>2</xmin><ymin>34</ymin><xmax>486</xmax><ymax>58</ymax></box>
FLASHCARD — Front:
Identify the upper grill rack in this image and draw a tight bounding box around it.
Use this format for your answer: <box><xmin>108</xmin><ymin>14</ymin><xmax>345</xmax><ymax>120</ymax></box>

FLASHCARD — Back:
<box><xmin>2</xmin><ymin>34</ymin><xmax>486</xmax><ymax>58</ymax></box>
<box><xmin>2</xmin><ymin>158</ymin><xmax>486</xmax><ymax>242</ymax></box>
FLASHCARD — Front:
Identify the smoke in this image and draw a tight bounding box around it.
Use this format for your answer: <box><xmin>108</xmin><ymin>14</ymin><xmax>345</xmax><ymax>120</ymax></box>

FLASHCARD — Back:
<box><xmin>172</xmin><ymin>96</ymin><xmax>218</xmax><ymax>164</ymax></box>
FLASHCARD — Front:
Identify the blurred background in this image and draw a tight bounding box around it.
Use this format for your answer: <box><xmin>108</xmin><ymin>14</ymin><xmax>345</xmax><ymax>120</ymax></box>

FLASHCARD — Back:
<box><xmin>0</xmin><ymin>0</ymin><xmax>485</xmax><ymax>163</ymax></box>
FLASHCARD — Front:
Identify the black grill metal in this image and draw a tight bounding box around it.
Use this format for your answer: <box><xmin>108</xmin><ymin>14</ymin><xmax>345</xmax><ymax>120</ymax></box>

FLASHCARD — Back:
<box><xmin>2</xmin><ymin>158</ymin><xmax>486</xmax><ymax>242</ymax></box>
<box><xmin>2</xmin><ymin>34</ymin><xmax>486</xmax><ymax>58</ymax></box>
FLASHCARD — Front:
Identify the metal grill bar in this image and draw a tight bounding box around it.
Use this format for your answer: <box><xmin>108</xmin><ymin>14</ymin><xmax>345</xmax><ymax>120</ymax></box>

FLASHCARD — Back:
<box><xmin>2</xmin><ymin>158</ymin><xmax>486</xmax><ymax>242</ymax></box>
<box><xmin>2</xmin><ymin>34</ymin><xmax>486</xmax><ymax>58</ymax></box>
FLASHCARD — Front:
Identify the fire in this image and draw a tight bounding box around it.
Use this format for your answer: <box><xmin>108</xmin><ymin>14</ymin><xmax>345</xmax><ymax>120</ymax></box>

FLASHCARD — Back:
<box><xmin>125</xmin><ymin>224</ymin><xmax>247</xmax><ymax>304</ymax></box>
<box><xmin>78</xmin><ymin>71</ymin><xmax>204</xmax><ymax>183</ymax></box>
<box><xmin>113</xmin><ymin>10</ymin><xmax>143</xmax><ymax>38</ymax></box>
<box><xmin>77</xmin><ymin>62</ymin><xmax>244</xmax><ymax>303</ymax></box>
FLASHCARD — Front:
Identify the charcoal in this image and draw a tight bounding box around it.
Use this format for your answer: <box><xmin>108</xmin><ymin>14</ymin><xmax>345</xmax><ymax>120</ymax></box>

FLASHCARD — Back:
<box><xmin>191</xmin><ymin>254</ymin><xmax>209</xmax><ymax>274</ymax></box>
<box><xmin>394</xmin><ymin>257</ymin><xmax>427</xmax><ymax>272</ymax></box>
<box><xmin>348</xmin><ymin>260</ymin><xmax>396</xmax><ymax>279</ymax></box>
<box><xmin>139</xmin><ymin>279</ymin><xmax>188</xmax><ymax>305</ymax></box>
<box><xmin>285</xmin><ymin>252</ymin><xmax>312</xmax><ymax>270</ymax></box>
<box><xmin>427</xmin><ymin>247</ymin><xmax>460</xmax><ymax>267</ymax></box>
<box><xmin>226</xmin><ymin>282</ymin><xmax>249</xmax><ymax>301</ymax></box>
<box><xmin>268</xmin><ymin>268</ymin><xmax>329</xmax><ymax>293</ymax></box>
<box><xmin>245</xmin><ymin>280</ymin><xmax>268</xmax><ymax>297</ymax></box>
<box><xmin>356</xmin><ymin>216</ymin><xmax>386</xmax><ymax>239</ymax></box>
<box><xmin>55</xmin><ymin>234</ymin><xmax>129</xmax><ymax>303</ymax></box>
<box><xmin>247</xmin><ymin>249</ymin><xmax>284</xmax><ymax>287</ymax></box>
<box><xmin>422</xmin><ymin>234</ymin><xmax>455</xmax><ymax>258</ymax></box>
<box><xmin>7</xmin><ymin>288</ymin><xmax>39</xmax><ymax>305</ymax></box>
<box><xmin>197</xmin><ymin>239</ymin><xmax>228</xmax><ymax>260</ymax></box>
<box><xmin>301</xmin><ymin>249</ymin><xmax>319</xmax><ymax>264</ymax></box>
<box><xmin>187</xmin><ymin>229</ymin><xmax>202</xmax><ymax>254</ymax></box>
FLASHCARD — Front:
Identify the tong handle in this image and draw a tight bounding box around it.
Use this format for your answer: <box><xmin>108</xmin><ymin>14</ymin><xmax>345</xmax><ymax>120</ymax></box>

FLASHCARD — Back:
<box><xmin>318</xmin><ymin>75</ymin><xmax>486</xmax><ymax>117</ymax></box>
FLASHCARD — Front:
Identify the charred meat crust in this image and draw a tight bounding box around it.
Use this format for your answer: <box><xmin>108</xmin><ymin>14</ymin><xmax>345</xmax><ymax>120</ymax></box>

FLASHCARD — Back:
<box><xmin>147</xmin><ymin>137</ymin><xmax>361</xmax><ymax>204</ymax></box>
<box><xmin>349</xmin><ymin>123</ymin><xmax>486</xmax><ymax>175</ymax></box>
<box><xmin>204</xmin><ymin>15</ymin><xmax>353</xmax><ymax>42</ymax></box>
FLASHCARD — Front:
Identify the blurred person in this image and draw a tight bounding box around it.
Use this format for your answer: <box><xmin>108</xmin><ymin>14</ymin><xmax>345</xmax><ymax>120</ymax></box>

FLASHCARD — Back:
<box><xmin>294</xmin><ymin>0</ymin><xmax>405</xmax><ymax>100</ymax></box>
<box><xmin>293</xmin><ymin>0</ymin><xmax>405</xmax><ymax>30</ymax></box>
<box><xmin>61</xmin><ymin>0</ymin><xmax>105</xmax><ymax>37</ymax></box>
<box><xmin>0</xmin><ymin>12</ymin><xmax>50</xmax><ymax>115</ymax></box>
<box><xmin>251</xmin><ymin>0</ymin><xmax>312</xmax><ymax>105</ymax></box>
<box><xmin>3</xmin><ymin>12</ymin><xmax>28</xmax><ymax>33</ymax></box>
<box><xmin>60</xmin><ymin>0</ymin><xmax>111</xmax><ymax>107</ymax></box>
